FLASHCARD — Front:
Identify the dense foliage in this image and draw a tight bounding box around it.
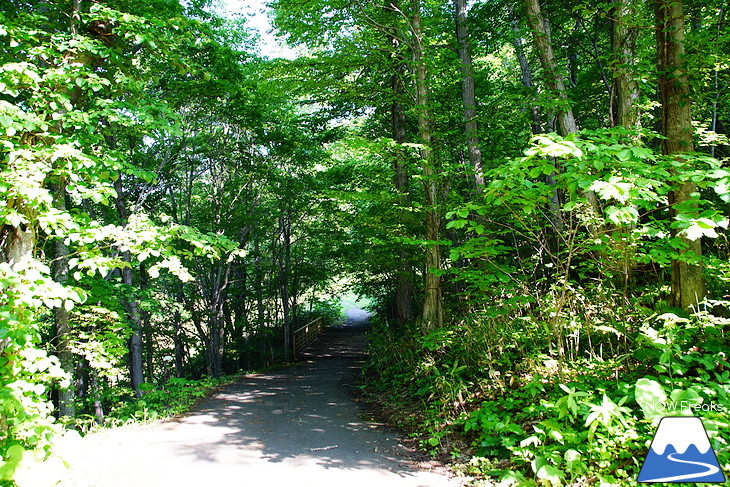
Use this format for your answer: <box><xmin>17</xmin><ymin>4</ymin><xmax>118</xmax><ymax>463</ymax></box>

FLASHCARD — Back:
<box><xmin>1</xmin><ymin>0</ymin><xmax>730</xmax><ymax>486</ymax></box>
<box><xmin>0</xmin><ymin>1</ymin><xmax>344</xmax><ymax>484</ymax></box>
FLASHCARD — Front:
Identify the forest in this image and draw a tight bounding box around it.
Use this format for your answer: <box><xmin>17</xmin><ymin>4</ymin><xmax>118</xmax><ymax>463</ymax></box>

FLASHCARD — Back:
<box><xmin>1</xmin><ymin>0</ymin><xmax>730</xmax><ymax>485</ymax></box>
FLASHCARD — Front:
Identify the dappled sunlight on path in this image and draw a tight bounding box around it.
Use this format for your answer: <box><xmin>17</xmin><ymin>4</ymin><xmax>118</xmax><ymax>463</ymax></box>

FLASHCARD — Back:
<box><xmin>54</xmin><ymin>308</ymin><xmax>463</xmax><ymax>487</ymax></box>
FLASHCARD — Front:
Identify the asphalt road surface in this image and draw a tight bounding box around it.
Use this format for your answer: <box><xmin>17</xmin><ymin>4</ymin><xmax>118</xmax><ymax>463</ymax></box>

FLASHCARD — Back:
<box><xmin>53</xmin><ymin>308</ymin><xmax>464</xmax><ymax>487</ymax></box>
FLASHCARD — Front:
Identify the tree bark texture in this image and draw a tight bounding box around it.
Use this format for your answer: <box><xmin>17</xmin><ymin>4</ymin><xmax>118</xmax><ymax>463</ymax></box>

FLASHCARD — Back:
<box><xmin>608</xmin><ymin>0</ymin><xmax>642</xmax><ymax>288</ymax></box>
<box><xmin>612</xmin><ymin>0</ymin><xmax>641</xmax><ymax>131</ymax></box>
<box><xmin>453</xmin><ymin>0</ymin><xmax>484</xmax><ymax>189</ymax></box>
<box><xmin>412</xmin><ymin>0</ymin><xmax>443</xmax><ymax>331</ymax></box>
<box><xmin>655</xmin><ymin>0</ymin><xmax>706</xmax><ymax>309</ymax></box>
<box><xmin>523</xmin><ymin>0</ymin><xmax>578</xmax><ymax>136</ymax></box>
<box><xmin>392</xmin><ymin>70</ymin><xmax>416</xmax><ymax>326</ymax></box>
<box><xmin>50</xmin><ymin>183</ymin><xmax>76</xmax><ymax>417</ymax></box>
<box><xmin>201</xmin><ymin>262</ymin><xmax>231</xmax><ymax>378</ymax></box>
<box><xmin>511</xmin><ymin>21</ymin><xmax>542</xmax><ymax>134</ymax></box>
<box><xmin>114</xmin><ymin>177</ymin><xmax>145</xmax><ymax>397</ymax></box>
<box><xmin>385</xmin><ymin>3</ymin><xmax>416</xmax><ymax>326</ymax></box>
<box><xmin>280</xmin><ymin>211</ymin><xmax>292</xmax><ymax>360</ymax></box>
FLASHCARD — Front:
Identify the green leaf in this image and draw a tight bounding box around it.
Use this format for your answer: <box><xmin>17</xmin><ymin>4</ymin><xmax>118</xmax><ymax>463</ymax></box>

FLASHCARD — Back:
<box><xmin>446</xmin><ymin>219</ymin><xmax>468</xmax><ymax>229</ymax></box>
<box><xmin>635</xmin><ymin>378</ymin><xmax>667</xmax><ymax>421</ymax></box>
<box><xmin>536</xmin><ymin>465</ymin><xmax>564</xmax><ymax>487</ymax></box>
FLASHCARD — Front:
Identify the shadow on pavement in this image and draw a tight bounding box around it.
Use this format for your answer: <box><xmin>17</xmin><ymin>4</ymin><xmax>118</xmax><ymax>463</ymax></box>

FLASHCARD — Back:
<box><xmin>56</xmin><ymin>307</ymin><xmax>460</xmax><ymax>487</ymax></box>
<box><xmin>165</xmin><ymin>307</ymin><xmax>430</xmax><ymax>477</ymax></box>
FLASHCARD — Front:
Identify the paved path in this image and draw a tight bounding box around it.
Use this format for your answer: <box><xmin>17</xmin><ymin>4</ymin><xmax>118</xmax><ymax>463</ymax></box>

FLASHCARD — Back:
<box><xmin>54</xmin><ymin>308</ymin><xmax>463</xmax><ymax>487</ymax></box>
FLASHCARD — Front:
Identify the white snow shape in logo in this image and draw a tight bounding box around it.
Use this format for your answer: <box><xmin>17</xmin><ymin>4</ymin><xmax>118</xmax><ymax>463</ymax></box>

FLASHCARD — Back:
<box><xmin>649</xmin><ymin>417</ymin><xmax>711</xmax><ymax>455</ymax></box>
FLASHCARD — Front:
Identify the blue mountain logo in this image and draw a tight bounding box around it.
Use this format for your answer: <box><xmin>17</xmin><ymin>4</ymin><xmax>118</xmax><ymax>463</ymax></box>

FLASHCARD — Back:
<box><xmin>638</xmin><ymin>416</ymin><xmax>725</xmax><ymax>483</ymax></box>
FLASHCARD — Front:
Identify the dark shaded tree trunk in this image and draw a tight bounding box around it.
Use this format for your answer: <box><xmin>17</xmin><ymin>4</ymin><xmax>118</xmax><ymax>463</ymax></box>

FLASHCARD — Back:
<box><xmin>50</xmin><ymin>183</ymin><xmax>76</xmax><ymax>417</ymax></box>
<box><xmin>203</xmin><ymin>262</ymin><xmax>230</xmax><ymax>378</ymax></box>
<box><xmin>453</xmin><ymin>0</ymin><xmax>484</xmax><ymax>189</ymax></box>
<box><xmin>412</xmin><ymin>0</ymin><xmax>443</xmax><ymax>331</ymax></box>
<box><xmin>612</xmin><ymin>0</ymin><xmax>641</xmax><ymax>131</ymax></box>
<box><xmin>280</xmin><ymin>211</ymin><xmax>292</xmax><ymax>360</ymax></box>
<box><xmin>511</xmin><ymin>20</ymin><xmax>542</xmax><ymax>134</ymax></box>
<box><xmin>385</xmin><ymin>2</ymin><xmax>416</xmax><ymax>326</ymax></box>
<box><xmin>114</xmin><ymin>176</ymin><xmax>145</xmax><ymax>397</ymax></box>
<box><xmin>608</xmin><ymin>0</ymin><xmax>642</xmax><ymax>289</ymax></box>
<box><xmin>139</xmin><ymin>262</ymin><xmax>154</xmax><ymax>381</ymax></box>
<box><xmin>254</xmin><ymin>235</ymin><xmax>266</xmax><ymax>325</ymax></box>
<box><xmin>655</xmin><ymin>0</ymin><xmax>706</xmax><ymax>309</ymax></box>
<box><xmin>173</xmin><ymin>306</ymin><xmax>185</xmax><ymax>377</ymax></box>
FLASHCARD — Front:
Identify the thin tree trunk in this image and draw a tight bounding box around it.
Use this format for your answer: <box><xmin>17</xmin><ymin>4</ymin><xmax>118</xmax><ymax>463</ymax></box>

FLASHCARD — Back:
<box><xmin>254</xmin><ymin>235</ymin><xmax>265</xmax><ymax>325</ymax></box>
<box><xmin>655</xmin><ymin>0</ymin><xmax>706</xmax><ymax>309</ymax></box>
<box><xmin>173</xmin><ymin>306</ymin><xmax>184</xmax><ymax>377</ymax></box>
<box><xmin>114</xmin><ymin>176</ymin><xmax>145</xmax><ymax>397</ymax></box>
<box><xmin>511</xmin><ymin>21</ymin><xmax>542</xmax><ymax>134</ymax></box>
<box><xmin>412</xmin><ymin>0</ymin><xmax>443</xmax><ymax>331</ymax></box>
<box><xmin>90</xmin><ymin>369</ymin><xmax>104</xmax><ymax>425</ymax></box>
<box><xmin>139</xmin><ymin>262</ymin><xmax>154</xmax><ymax>381</ymax></box>
<box><xmin>524</xmin><ymin>0</ymin><xmax>602</xmax><ymax>236</ymax></box>
<box><xmin>567</xmin><ymin>19</ymin><xmax>579</xmax><ymax>88</ymax></box>
<box><xmin>280</xmin><ymin>211</ymin><xmax>292</xmax><ymax>359</ymax></box>
<box><xmin>50</xmin><ymin>183</ymin><xmax>76</xmax><ymax>417</ymax></box>
<box><xmin>711</xmin><ymin>3</ymin><xmax>726</xmax><ymax>159</ymax></box>
<box><xmin>204</xmin><ymin>262</ymin><xmax>230</xmax><ymax>378</ymax></box>
<box><xmin>453</xmin><ymin>0</ymin><xmax>484</xmax><ymax>189</ymax></box>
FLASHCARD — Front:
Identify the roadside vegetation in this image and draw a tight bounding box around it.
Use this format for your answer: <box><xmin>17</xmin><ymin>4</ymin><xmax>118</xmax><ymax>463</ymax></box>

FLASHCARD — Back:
<box><xmin>2</xmin><ymin>0</ymin><xmax>730</xmax><ymax>486</ymax></box>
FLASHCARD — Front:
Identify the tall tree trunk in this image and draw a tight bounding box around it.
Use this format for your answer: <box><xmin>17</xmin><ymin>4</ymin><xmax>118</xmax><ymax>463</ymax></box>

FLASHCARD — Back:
<box><xmin>50</xmin><ymin>183</ymin><xmax>76</xmax><ymax>417</ymax></box>
<box><xmin>140</xmin><ymin>263</ymin><xmax>154</xmax><ymax>381</ymax></box>
<box><xmin>612</xmin><ymin>0</ymin><xmax>641</xmax><ymax>131</ymax></box>
<box><xmin>453</xmin><ymin>0</ymin><xmax>484</xmax><ymax>189</ymax></box>
<box><xmin>204</xmin><ymin>262</ymin><xmax>230</xmax><ymax>378</ymax></box>
<box><xmin>511</xmin><ymin>20</ymin><xmax>542</xmax><ymax>134</ymax></box>
<box><xmin>523</xmin><ymin>0</ymin><xmax>578</xmax><ymax>136</ymax></box>
<box><xmin>655</xmin><ymin>0</ymin><xmax>706</xmax><ymax>309</ymax></box>
<box><xmin>392</xmin><ymin>79</ymin><xmax>415</xmax><ymax>326</ymax></box>
<box><xmin>524</xmin><ymin>0</ymin><xmax>602</xmax><ymax>237</ymax></box>
<box><xmin>47</xmin><ymin>0</ymin><xmax>84</xmax><ymax>416</ymax></box>
<box><xmin>254</xmin><ymin>235</ymin><xmax>266</xmax><ymax>325</ymax></box>
<box><xmin>609</xmin><ymin>0</ymin><xmax>642</xmax><ymax>289</ymax></box>
<box><xmin>385</xmin><ymin>2</ymin><xmax>416</xmax><ymax>326</ymax></box>
<box><xmin>280</xmin><ymin>211</ymin><xmax>292</xmax><ymax>360</ymax></box>
<box><xmin>173</xmin><ymin>305</ymin><xmax>185</xmax><ymax>377</ymax></box>
<box><xmin>412</xmin><ymin>0</ymin><xmax>443</xmax><ymax>331</ymax></box>
<box><xmin>520</xmin><ymin>5</ymin><xmax>571</xmax><ymax>237</ymax></box>
<box><xmin>114</xmin><ymin>176</ymin><xmax>145</xmax><ymax>397</ymax></box>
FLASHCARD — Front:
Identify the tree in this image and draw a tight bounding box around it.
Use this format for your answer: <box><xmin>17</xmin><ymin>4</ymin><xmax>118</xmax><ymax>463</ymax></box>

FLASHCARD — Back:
<box><xmin>612</xmin><ymin>0</ymin><xmax>641</xmax><ymax>131</ymax></box>
<box><xmin>411</xmin><ymin>0</ymin><xmax>444</xmax><ymax>330</ymax></box>
<box><xmin>655</xmin><ymin>0</ymin><xmax>707</xmax><ymax>309</ymax></box>
<box><xmin>523</xmin><ymin>0</ymin><xmax>578</xmax><ymax>136</ymax></box>
<box><xmin>453</xmin><ymin>0</ymin><xmax>485</xmax><ymax>189</ymax></box>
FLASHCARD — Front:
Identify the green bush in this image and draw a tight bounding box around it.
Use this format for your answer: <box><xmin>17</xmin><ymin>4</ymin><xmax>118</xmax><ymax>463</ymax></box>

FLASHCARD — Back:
<box><xmin>363</xmin><ymin>298</ymin><xmax>730</xmax><ymax>486</ymax></box>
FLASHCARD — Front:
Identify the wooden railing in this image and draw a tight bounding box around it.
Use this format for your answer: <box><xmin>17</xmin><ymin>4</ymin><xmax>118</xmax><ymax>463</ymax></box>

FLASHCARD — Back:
<box><xmin>292</xmin><ymin>317</ymin><xmax>324</xmax><ymax>360</ymax></box>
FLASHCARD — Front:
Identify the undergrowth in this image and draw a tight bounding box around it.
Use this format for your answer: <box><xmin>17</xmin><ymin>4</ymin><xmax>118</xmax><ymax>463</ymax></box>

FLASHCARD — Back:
<box><xmin>362</xmin><ymin>291</ymin><xmax>730</xmax><ymax>486</ymax></box>
<box><xmin>65</xmin><ymin>375</ymin><xmax>237</xmax><ymax>435</ymax></box>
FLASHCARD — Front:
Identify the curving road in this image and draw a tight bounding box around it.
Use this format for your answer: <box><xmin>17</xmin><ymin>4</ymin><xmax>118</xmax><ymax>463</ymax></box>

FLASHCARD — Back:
<box><xmin>640</xmin><ymin>453</ymin><xmax>721</xmax><ymax>483</ymax></box>
<box><xmin>54</xmin><ymin>308</ymin><xmax>463</xmax><ymax>487</ymax></box>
